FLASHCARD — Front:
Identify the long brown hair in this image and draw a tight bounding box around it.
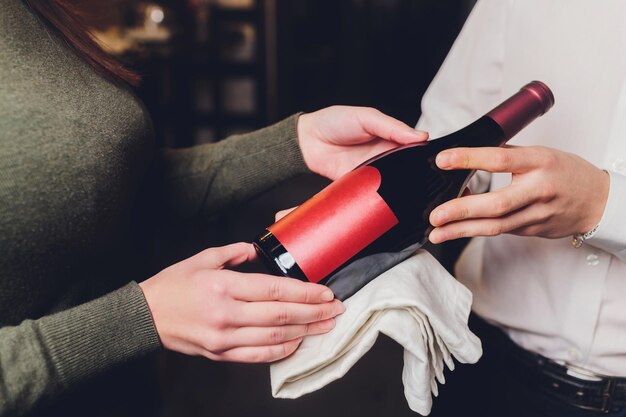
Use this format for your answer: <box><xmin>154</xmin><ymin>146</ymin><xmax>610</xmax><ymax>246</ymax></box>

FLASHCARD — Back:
<box><xmin>23</xmin><ymin>0</ymin><xmax>140</xmax><ymax>86</ymax></box>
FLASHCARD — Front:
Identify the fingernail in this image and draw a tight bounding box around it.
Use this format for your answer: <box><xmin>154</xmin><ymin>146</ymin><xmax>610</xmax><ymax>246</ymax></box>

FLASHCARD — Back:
<box><xmin>431</xmin><ymin>209</ymin><xmax>444</xmax><ymax>226</ymax></box>
<box><xmin>408</xmin><ymin>131</ymin><xmax>428</xmax><ymax>143</ymax></box>
<box><xmin>429</xmin><ymin>230</ymin><xmax>444</xmax><ymax>244</ymax></box>
<box><xmin>336</xmin><ymin>301</ymin><xmax>346</xmax><ymax>313</ymax></box>
<box><xmin>436</xmin><ymin>152</ymin><xmax>451</xmax><ymax>168</ymax></box>
<box><xmin>319</xmin><ymin>318</ymin><xmax>336</xmax><ymax>330</ymax></box>
<box><xmin>321</xmin><ymin>289</ymin><xmax>334</xmax><ymax>301</ymax></box>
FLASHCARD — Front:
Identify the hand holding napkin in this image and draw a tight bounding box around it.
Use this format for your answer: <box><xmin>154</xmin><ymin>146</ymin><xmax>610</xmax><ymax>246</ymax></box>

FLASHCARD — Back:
<box><xmin>270</xmin><ymin>249</ymin><xmax>482</xmax><ymax>415</ymax></box>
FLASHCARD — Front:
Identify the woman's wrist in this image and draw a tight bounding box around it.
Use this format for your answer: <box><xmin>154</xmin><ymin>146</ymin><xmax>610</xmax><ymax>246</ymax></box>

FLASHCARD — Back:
<box><xmin>295</xmin><ymin>112</ymin><xmax>323</xmax><ymax>176</ymax></box>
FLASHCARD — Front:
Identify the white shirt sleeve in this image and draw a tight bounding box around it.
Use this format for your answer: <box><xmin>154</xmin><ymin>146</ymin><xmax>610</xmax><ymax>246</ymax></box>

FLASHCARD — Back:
<box><xmin>415</xmin><ymin>0</ymin><xmax>510</xmax><ymax>194</ymax></box>
<box><xmin>586</xmin><ymin>169</ymin><xmax>626</xmax><ymax>261</ymax></box>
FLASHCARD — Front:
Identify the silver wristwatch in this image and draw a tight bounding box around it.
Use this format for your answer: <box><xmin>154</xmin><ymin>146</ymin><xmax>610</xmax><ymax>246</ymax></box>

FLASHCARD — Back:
<box><xmin>572</xmin><ymin>223</ymin><xmax>600</xmax><ymax>248</ymax></box>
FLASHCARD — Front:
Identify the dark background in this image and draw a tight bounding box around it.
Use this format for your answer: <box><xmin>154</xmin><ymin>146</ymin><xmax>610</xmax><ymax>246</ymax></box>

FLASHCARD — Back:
<box><xmin>99</xmin><ymin>1</ymin><xmax>476</xmax><ymax>415</ymax></box>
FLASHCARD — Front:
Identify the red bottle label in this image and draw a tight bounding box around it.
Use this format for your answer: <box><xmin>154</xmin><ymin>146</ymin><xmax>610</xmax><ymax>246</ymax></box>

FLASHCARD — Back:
<box><xmin>269</xmin><ymin>166</ymin><xmax>399</xmax><ymax>283</ymax></box>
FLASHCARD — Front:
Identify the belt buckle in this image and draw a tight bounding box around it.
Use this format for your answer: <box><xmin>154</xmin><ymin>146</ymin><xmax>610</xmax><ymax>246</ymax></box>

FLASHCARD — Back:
<box><xmin>592</xmin><ymin>378</ymin><xmax>616</xmax><ymax>414</ymax></box>
<box><xmin>564</xmin><ymin>363</ymin><xmax>617</xmax><ymax>414</ymax></box>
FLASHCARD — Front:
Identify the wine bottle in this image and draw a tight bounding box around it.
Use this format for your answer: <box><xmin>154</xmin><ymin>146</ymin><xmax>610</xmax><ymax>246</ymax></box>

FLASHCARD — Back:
<box><xmin>254</xmin><ymin>81</ymin><xmax>555</xmax><ymax>284</ymax></box>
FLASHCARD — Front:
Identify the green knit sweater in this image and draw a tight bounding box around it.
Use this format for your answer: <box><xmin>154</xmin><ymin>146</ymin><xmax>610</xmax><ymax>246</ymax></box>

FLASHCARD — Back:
<box><xmin>0</xmin><ymin>1</ymin><xmax>309</xmax><ymax>415</ymax></box>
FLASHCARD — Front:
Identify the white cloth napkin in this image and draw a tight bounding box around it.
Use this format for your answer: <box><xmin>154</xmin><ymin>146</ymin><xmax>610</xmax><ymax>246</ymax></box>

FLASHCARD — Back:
<box><xmin>270</xmin><ymin>250</ymin><xmax>482</xmax><ymax>415</ymax></box>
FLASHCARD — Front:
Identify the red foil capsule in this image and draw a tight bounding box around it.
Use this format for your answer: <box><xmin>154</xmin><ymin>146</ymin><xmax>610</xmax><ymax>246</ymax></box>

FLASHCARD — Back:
<box><xmin>487</xmin><ymin>80</ymin><xmax>555</xmax><ymax>139</ymax></box>
<box><xmin>269</xmin><ymin>166</ymin><xmax>399</xmax><ymax>283</ymax></box>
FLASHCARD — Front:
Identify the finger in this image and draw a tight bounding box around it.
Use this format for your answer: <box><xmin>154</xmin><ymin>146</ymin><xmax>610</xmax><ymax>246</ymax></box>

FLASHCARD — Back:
<box><xmin>435</xmin><ymin>146</ymin><xmax>544</xmax><ymax>173</ymax></box>
<box><xmin>226</xmin><ymin>272</ymin><xmax>336</xmax><ymax>303</ymax></box>
<box><xmin>217</xmin><ymin>338</ymin><xmax>303</xmax><ymax>363</ymax></box>
<box><xmin>193</xmin><ymin>243</ymin><xmax>258</xmax><ymax>269</ymax></box>
<box><xmin>429</xmin><ymin>218</ymin><xmax>512</xmax><ymax>244</ymax></box>
<box><xmin>275</xmin><ymin>206</ymin><xmax>297</xmax><ymax>221</ymax></box>
<box><xmin>429</xmin><ymin>184</ymin><xmax>537</xmax><ymax>227</ymax></box>
<box><xmin>236</xmin><ymin>299</ymin><xmax>345</xmax><ymax>326</ymax></box>
<box><xmin>428</xmin><ymin>203</ymin><xmax>548</xmax><ymax>244</ymax></box>
<box><xmin>225</xmin><ymin>319</ymin><xmax>336</xmax><ymax>348</ymax></box>
<box><xmin>358</xmin><ymin>108</ymin><xmax>428</xmax><ymax>145</ymax></box>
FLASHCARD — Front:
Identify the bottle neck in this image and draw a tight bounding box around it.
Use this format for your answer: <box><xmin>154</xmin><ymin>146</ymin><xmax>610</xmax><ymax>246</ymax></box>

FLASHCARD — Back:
<box><xmin>486</xmin><ymin>81</ymin><xmax>555</xmax><ymax>139</ymax></box>
<box><xmin>432</xmin><ymin>116</ymin><xmax>506</xmax><ymax>151</ymax></box>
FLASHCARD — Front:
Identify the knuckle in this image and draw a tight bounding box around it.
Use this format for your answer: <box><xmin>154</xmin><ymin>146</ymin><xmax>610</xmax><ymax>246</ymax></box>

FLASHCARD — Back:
<box><xmin>458</xmin><ymin>206</ymin><xmax>470</xmax><ymax>220</ymax></box>
<box><xmin>202</xmin><ymin>351</ymin><xmax>220</xmax><ymax>361</ymax></box>
<box><xmin>208</xmin><ymin>281</ymin><xmax>228</xmax><ymax>297</ymax></box>
<box><xmin>274</xmin><ymin>309</ymin><xmax>290</xmax><ymax>325</ymax></box>
<box><xmin>512</xmin><ymin>226</ymin><xmax>527</xmax><ymax>236</ymax></box>
<box><xmin>268</xmin><ymin>280</ymin><xmax>282</xmax><ymax>300</ymax></box>
<box><xmin>281</xmin><ymin>342</ymin><xmax>294</xmax><ymax>359</ymax></box>
<box><xmin>199</xmin><ymin>247</ymin><xmax>215</xmax><ymax>258</ymax></box>
<box><xmin>539</xmin><ymin>183</ymin><xmax>557</xmax><ymax>201</ymax></box>
<box><xmin>460</xmin><ymin>152</ymin><xmax>471</xmax><ymax>169</ymax></box>
<box><xmin>519</xmin><ymin>225</ymin><xmax>538</xmax><ymax>236</ymax></box>
<box><xmin>487</xmin><ymin>224</ymin><xmax>504</xmax><ymax>236</ymax></box>
<box><xmin>247</xmin><ymin>351</ymin><xmax>265</xmax><ymax>363</ymax></box>
<box><xmin>204</xmin><ymin>333</ymin><xmax>227</xmax><ymax>353</ymax></box>
<box><xmin>541</xmin><ymin>211</ymin><xmax>555</xmax><ymax>222</ymax></box>
<box><xmin>302</xmin><ymin>285</ymin><xmax>312</xmax><ymax>304</ymax></box>
<box><xmin>521</xmin><ymin>226</ymin><xmax>534</xmax><ymax>236</ymax></box>
<box><xmin>455</xmin><ymin>229</ymin><xmax>468</xmax><ymax>239</ymax></box>
<box><xmin>494</xmin><ymin>149</ymin><xmax>512</xmax><ymax>170</ymax></box>
<box><xmin>493</xmin><ymin>198</ymin><xmax>511</xmax><ymax>216</ymax></box>
<box><xmin>210</xmin><ymin>311</ymin><xmax>230</xmax><ymax>329</ymax></box>
<box><xmin>365</xmin><ymin>106</ymin><xmax>381</xmax><ymax>116</ymax></box>
<box><xmin>234</xmin><ymin>242</ymin><xmax>251</xmax><ymax>251</ymax></box>
<box><xmin>533</xmin><ymin>207</ymin><xmax>549</xmax><ymax>222</ymax></box>
<box><xmin>317</xmin><ymin>306</ymin><xmax>330</xmax><ymax>322</ymax></box>
<box><xmin>540</xmin><ymin>148</ymin><xmax>559</xmax><ymax>168</ymax></box>
<box><xmin>270</xmin><ymin>328</ymin><xmax>287</xmax><ymax>344</ymax></box>
<box><xmin>259</xmin><ymin>347</ymin><xmax>275</xmax><ymax>363</ymax></box>
<box><xmin>200</xmin><ymin>247</ymin><xmax>218</xmax><ymax>262</ymax></box>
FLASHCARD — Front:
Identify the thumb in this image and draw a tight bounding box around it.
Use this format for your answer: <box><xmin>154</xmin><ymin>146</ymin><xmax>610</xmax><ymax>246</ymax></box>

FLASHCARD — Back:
<box><xmin>275</xmin><ymin>206</ymin><xmax>298</xmax><ymax>221</ymax></box>
<box><xmin>195</xmin><ymin>242</ymin><xmax>258</xmax><ymax>270</ymax></box>
<box><xmin>359</xmin><ymin>108</ymin><xmax>428</xmax><ymax>145</ymax></box>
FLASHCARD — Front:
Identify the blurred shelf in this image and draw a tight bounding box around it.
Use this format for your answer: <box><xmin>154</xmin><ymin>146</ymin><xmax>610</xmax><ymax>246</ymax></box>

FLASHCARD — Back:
<box><xmin>211</xmin><ymin>7</ymin><xmax>259</xmax><ymax>21</ymax></box>
<box><xmin>192</xmin><ymin>60</ymin><xmax>260</xmax><ymax>75</ymax></box>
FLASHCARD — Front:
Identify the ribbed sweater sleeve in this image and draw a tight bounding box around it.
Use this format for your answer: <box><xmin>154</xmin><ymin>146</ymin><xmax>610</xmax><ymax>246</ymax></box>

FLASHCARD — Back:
<box><xmin>158</xmin><ymin>113</ymin><xmax>311</xmax><ymax>220</ymax></box>
<box><xmin>0</xmin><ymin>282</ymin><xmax>161</xmax><ymax>416</ymax></box>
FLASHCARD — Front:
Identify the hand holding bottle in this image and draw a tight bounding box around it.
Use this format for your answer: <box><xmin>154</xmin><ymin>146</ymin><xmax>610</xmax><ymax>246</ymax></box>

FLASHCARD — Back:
<box><xmin>256</xmin><ymin>82</ymin><xmax>555</xmax><ymax>283</ymax></box>
<box><xmin>139</xmin><ymin>243</ymin><xmax>344</xmax><ymax>363</ymax></box>
<box><xmin>429</xmin><ymin>145</ymin><xmax>610</xmax><ymax>243</ymax></box>
<box><xmin>297</xmin><ymin>105</ymin><xmax>428</xmax><ymax>180</ymax></box>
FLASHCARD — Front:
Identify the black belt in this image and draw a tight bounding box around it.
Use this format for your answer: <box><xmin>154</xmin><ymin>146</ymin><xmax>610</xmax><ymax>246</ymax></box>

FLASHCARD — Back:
<box><xmin>498</xmin><ymin>328</ymin><xmax>626</xmax><ymax>414</ymax></box>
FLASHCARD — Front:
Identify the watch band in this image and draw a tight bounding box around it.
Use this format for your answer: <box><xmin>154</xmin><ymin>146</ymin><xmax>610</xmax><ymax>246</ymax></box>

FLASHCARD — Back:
<box><xmin>572</xmin><ymin>223</ymin><xmax>601</xmax><ymax>248</ymax></box>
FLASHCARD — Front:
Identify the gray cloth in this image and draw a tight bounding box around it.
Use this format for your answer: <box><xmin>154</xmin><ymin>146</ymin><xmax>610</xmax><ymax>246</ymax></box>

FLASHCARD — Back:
<box><xmin>326</xmin><ymin>243</ymin><xmax>422</xmax><ymax>300</ymax></box>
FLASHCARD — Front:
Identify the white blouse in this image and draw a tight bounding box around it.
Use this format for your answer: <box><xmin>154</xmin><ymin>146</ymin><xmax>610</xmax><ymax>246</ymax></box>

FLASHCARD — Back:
<box><xmin>417</xmin><ymin>0</ymin><xmax>626</xmax><ymax>375</ymax></box>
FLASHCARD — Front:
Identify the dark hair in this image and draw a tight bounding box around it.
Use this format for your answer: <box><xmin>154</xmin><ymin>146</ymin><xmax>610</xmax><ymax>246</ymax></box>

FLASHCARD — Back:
<box><xmin>23</xmin><ymin>0</ymin><xmax>140</xmax><ymax>86</ymax></box>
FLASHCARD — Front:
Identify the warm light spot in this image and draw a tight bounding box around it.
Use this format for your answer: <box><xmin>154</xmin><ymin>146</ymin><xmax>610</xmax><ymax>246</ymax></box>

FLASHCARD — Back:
<box><xmin>149</xmin><ymin>7</ymin><xmax>165</xmax><ymax>24</ymax></box>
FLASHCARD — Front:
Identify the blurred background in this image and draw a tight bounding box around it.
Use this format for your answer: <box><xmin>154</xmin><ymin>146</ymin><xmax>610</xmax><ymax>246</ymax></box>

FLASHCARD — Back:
<box><xmin>87</xmin><ymin>0</ymin><xmax>476</xmax><ymax>415</ymax></box>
